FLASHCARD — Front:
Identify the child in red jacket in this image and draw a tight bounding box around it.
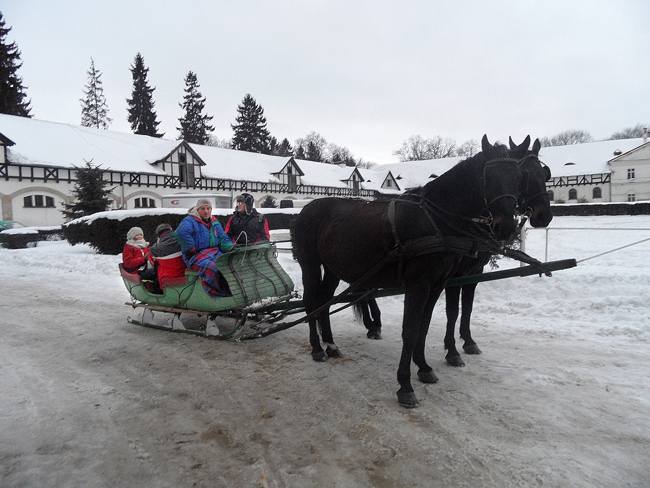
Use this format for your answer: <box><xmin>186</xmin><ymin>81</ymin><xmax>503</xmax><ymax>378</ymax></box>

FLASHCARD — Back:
<box><xmin>122</xmin><ymin>227</ymin><xmax>156</xmax><ymax>283</ymax></box>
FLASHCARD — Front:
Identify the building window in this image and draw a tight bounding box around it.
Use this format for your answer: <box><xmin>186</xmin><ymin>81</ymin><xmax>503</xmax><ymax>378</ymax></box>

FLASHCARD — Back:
<box><xmin>547</xmin><ymin>190</ymin><xmax>554</xmax><ymax>201</ymax></box>
<box><xmin>568</xmin><ymin>189</ymin><xmax>577</xmax><ymax>200</ymax></box>
<box><xmin>386</xmin><ymin>179</ymin><xmax>392</xmax><ymax>188</ymax></box>
<box><xmin>628</xmin><ymin>193</ymin><xmax>636</xmax><ymax>202</ymax></box>
<box><xmin>627</xmin><ymin>168</ymin><xmax>635</xmax><ymax>179</ymax></box>
<box><xmin>592</xmin><ymin>187</ymin><xmax>602</xmax><ymax>199</ymax></box>
<box><xmin>134</xmin><ymin>198</ymin><xmax>156</xmax><ymax>208</ymax></box>
<box><xmin>23</xmin><ymin>195</ymin><xmax>55</xmax><ymax>208</ymax></box>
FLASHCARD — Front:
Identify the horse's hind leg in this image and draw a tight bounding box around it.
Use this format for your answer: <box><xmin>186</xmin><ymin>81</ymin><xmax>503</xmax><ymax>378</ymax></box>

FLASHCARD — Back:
<box><xmin>444</xmin><ymin>286</ymin><xmax>465</xmax><ymax>366</ymax></box>
<box><xmin>460</xmin><ymin>283</ymin><xmax>482</xmax><ymax>355</ymax></box>
<box><xmin>299</xmin><ymin>261</ymin><xmax>329</xmax><ymax>362</ymax></box>
<box><xmin>359</xmin><ymin>297</ymin><xmax>382</xmax><ymax>340</ymax></box>
<box><xmin>318</xmin><ymin>269</ymin><xmax>342</xmax><ymax>358</ymax></box>
<box><xmin>366</xmin><ymin>298</ymin><xmax>382</xmax><ymax>339</ymax></box>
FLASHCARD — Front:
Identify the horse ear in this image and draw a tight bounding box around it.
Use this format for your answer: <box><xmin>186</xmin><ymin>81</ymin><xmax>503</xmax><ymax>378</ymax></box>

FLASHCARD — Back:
<box><xmin>509</xmin><ymin>135</ymin><xmax>531</xmax><ymax>158</ymax></box>
<box><xmin>481</xmin><ymin>135</ymin><xmax>491</xmax><ymax>154</ymax></box>
<box><xmin>532</xmin><ymin>138</ymin><xmax>541</xmax><ymax>155</ymax></box>
<box><xmin>543</xmin><ymin>165</ymin><xmax>551</xmax><ymax>181</ymax></box>
<box><xmin>509</xmin><ymin>136</ymin><xmax>516</xmax><ymax>150</ymax></box>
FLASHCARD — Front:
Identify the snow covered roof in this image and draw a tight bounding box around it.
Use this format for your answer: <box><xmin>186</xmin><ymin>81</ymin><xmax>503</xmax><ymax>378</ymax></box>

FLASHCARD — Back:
<box><xmin>537</xmin><ymin>138</ymin><xmax>645</xmax><ymax>177</ymax></box>
<box><xmin>0</xmin><ymin>113</ymin><xmax>179</xmax><ymax>174</ymax></box>
<box><xmin>188</xmin><ymin>143</ymin><xmax>291</xmax><ymax>183</ymax></box>
<box><xmin>371</xmin><ymin>157</ymin><xmax>464</xmax><ymax>190</ymax></box>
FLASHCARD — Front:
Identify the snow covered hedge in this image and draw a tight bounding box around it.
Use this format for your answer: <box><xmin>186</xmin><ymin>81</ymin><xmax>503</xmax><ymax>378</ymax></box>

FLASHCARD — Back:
<box><xmin>62</xmin><ymin>208</ymin><xmax>299</xmax><ymax>255</ymax></box>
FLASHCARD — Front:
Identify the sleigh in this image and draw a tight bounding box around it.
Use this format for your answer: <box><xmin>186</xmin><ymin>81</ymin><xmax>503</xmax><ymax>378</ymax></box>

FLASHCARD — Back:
<box><xmin>120</xmin><ymin>243</ymin><xmax>298</xmax><ymax>339</ymax></box>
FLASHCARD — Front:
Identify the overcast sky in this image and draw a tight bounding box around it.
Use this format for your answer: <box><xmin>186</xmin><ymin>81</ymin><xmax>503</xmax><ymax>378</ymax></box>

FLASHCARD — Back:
<box><xmin>3</xmin><ymin>1</ymin><xmax>649</xmax><ymax>164</ymax></box>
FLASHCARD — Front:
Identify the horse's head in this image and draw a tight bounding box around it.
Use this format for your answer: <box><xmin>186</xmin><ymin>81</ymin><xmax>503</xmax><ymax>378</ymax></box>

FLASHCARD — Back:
<box><xmin>509</xmin><ymin>136</ymin><xmax>553</xmax><ymax>228</ymax></box>
<box><xmin>479</xmin><ymin>135</ymin><xmax>524</xmax><ymax>241</ymax></box>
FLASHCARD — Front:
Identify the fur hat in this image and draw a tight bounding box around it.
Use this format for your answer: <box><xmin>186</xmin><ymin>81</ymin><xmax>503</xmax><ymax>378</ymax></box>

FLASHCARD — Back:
<box><xmin>196</xmin><ymin>198</ymin><xmax>212</xmax><ymax>209</ymax></box>
<box><xmin>155</xmin><ymin>223</ymin><xmax>172</xmax><ymax>237</ymax></box>
<box><xmin>236</xmin><ymin>193</ymin><xmax>255</xmax><ymax>215</ymax></box>
<box><xmin>127</xmin><ymin>227</ymin><xmax>144</xmax><ymax>240</ymax></box>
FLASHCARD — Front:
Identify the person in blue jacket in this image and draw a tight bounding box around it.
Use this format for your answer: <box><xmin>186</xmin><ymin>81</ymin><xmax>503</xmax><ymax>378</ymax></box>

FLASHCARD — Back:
<box><xmin>174</xmin><ymin>198</ymin><xmax>234</xmax><ymax>297</ymax></box>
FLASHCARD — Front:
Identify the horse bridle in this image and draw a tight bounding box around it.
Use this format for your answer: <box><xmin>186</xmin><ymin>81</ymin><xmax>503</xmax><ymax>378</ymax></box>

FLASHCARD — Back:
<box><xmin>388</xmin><ymin>155</ymin><xmax>527</xmax><ymax>250</ymax></box>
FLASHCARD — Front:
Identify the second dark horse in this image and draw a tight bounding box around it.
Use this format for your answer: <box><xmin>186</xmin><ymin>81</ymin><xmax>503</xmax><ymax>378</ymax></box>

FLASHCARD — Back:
<box><xmin>292</xmin><ymin>136</ymin><xmax>536</xmax><ymax>408</ymax></box>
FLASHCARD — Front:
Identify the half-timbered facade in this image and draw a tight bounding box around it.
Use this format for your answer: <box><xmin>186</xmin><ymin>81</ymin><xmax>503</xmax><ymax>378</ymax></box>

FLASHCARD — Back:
<box><xmin>0</xmin><ymin>114</ymin><xmax>378</xmax><ymax>226</ymax></box>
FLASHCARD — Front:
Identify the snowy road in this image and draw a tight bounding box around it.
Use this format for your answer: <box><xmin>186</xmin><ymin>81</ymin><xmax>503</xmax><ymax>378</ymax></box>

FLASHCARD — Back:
<box><xmin>1</xmin><ymin>215</ymin><xmax>649</xmax><ymax>487</ymax></box>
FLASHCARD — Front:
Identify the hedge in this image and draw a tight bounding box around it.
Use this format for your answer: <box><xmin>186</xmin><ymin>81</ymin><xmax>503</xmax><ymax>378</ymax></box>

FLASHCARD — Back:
<box><xmin>62</xmin><ymin>211</ymin><xmax>298</xmax><ymax>255</ymax></box>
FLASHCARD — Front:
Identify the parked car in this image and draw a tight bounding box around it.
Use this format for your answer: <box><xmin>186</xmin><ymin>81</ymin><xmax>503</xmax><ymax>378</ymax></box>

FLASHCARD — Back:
<box><xmin>0</xmin><ymin>220</ymin><xmax>27</xmax><ymax>231</ymax></box>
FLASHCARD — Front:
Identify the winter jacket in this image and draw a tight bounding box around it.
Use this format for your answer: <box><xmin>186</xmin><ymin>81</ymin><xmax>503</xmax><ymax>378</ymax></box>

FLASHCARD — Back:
<box><xmin>122</xmin><ymin>243</ymin><xmax>150</xmax><ymax>273</ymax></box>
<box><xmin>225</xmin><ymin>209</ymin><xmax>270</xmax><ymax>245</ymax></box>
<box><xmin>174</xmin><ymin>208</ymin><xmax>234</xmax><ymax>266</ymax></box>
<box><xmin>148</xmin><ymin>230</ymin><xmax>186</xmax><ymax>287</ymax></box>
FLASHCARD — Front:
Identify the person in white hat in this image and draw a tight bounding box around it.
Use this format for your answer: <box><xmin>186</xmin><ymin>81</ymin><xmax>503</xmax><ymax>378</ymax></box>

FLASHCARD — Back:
<box><xmin>174</xmin><ymin>198</ymin><xmax>234</xmax><ymax>297</ymax></box>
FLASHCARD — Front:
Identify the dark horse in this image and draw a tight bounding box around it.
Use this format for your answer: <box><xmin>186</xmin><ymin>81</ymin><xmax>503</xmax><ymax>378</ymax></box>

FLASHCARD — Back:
<box><xmin>443</xmin><ymin>136</ymin><xmax>553</xmax><ymax>366</ymax></box>
<box><xmin>292</xmin><ymin>136</ymin><xmax>532</xmax><ymax>408</ymax></box>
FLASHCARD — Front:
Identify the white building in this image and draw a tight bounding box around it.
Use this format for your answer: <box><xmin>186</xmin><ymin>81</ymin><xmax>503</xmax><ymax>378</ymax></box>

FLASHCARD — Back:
<box><xmin>2</xmin><ymin>113</ymin><xmax>648</xmax><ymax>227</ymax></box>
<box><xmin>0</xmin><ymin>114</ymin><xmax>397</xmax><ymax>226</ymax></box>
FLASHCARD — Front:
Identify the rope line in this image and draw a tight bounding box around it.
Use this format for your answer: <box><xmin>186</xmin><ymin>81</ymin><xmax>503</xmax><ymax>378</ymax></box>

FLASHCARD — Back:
<box><xmin>577</xmin><ymin>236</ymin><xmax>650</xmax><ymax>263</ymax></box>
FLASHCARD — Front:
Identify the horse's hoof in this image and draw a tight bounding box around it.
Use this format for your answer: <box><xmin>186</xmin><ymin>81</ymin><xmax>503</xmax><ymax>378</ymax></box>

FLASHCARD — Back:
<box><xmin>445</xmin><ymin>355</ymin><xmax>465</xmax><ymax>367</ymax></box>
<box><xmin>312</xmin><ymin>350</ymin><xmax>328</xmax><ymax>362</ymax></box>
<box><xmin>366</xmin><ymin>329</ymin><xmax>382</xmax><ymax>340</ymax></box>
<box><xmin>417</xmin><ymin>370</ymin><xmax>439</xmax><ymax>384</ymax></box>
<box><xmin>326</xmin><ymin>346</ymin><xmax>342</xmax><ymax>358</ymax></box>
<box><xmin>463</xmin><ymin>344</ymin><xmax>482</xmax><ymax>355</ymax></box>
<box><xmin>397</xmin><ymin>391</ymin><xmax>419</xmax><ymax>408</ymax></box>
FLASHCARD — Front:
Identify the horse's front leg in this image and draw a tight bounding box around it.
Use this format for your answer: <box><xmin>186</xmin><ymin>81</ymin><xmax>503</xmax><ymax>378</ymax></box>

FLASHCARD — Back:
<box><xmin>460</xmin><ymin>283</ymin><xmax>482</xmax><ymax>355</ymax></box>
<box><xmin>413</xmin><ymin>288</ymin><xmax>444</xmax><ymax>383</ymax></box>
<box><xmin>444</xmin><ymin>285</ymin><xmax>465</xmax><ymax>366</ymax></box>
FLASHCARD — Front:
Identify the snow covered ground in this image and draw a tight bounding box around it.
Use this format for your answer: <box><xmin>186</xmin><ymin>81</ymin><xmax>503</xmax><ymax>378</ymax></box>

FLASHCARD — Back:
<box><xmin>1</xmin><ymin>215</ymin><xmax>649</xmax><ymax>487</ymax></box>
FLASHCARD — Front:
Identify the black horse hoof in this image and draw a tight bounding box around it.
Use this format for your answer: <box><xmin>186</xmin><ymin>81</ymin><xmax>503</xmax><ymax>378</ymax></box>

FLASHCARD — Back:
<box><xmin>463</xmin><ymin>344</ymin><xmax>482</xmax><ymax>355</ymax></box>
<box><xmin>417</xmin><ymin>370</ymin><xmax>439</xmax><ymax>384</ymax></box>
<box><xmin>312</xmin><ymin>350</ymin><xmax>328</xmax><ymax>362</ymax></box>
<box><xmin>418</xmin><ymin>371</ymin><xmax>438</xmax><ymax>383</ymax></box>
<box><xmin>445</xmin><ymin>355</ymin><xmax>466</xmax><ymax>367</ymax></box>
<box><xmin>326</xmin><ymin>346</ymin><xmax>343</xmax><ymax>358</ymax></box>
<box><xmin>397</xmin><ymin>391</ymin><xmax>419</xmax><ymax>408</ymax></box>
<box><xmin>366</xmin><ymin>328</ymin><xmax>382</xmax><ymax>340</ymax></box>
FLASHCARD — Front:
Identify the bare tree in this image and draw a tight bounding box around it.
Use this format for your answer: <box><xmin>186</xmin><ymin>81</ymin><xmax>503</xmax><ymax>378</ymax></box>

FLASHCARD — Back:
<box><xmin>329</xmin><ymin>143</ymin><xmax>356</xmax><ymax>166</ymax></box>
<box><xmin>540</xmin><ymin>130</ymin><xmax>593</xmax><ymax>147</ymax></box>
<box><xmin>456</xmin><ymin>139</ymin><xmax>479</xmax><ymax>157</ymax></box>
<box><xmin>294</xmin><ymin>132</ymin><xmax>328</xmax><ymax>162</ymax></box>
<box><xmin>393</xmin><ymin>135</ymin><xmax>458</xmax><ymax>161</ymax></box>
<box><xmin>608</xmin><ymin>124</ymin><xmax>649</xmax><ymax>140</ymax></box>
<box><xmin>206</xmin><ymin>135</ymin><xmax>232</xmax><ymax>148</ymax></box>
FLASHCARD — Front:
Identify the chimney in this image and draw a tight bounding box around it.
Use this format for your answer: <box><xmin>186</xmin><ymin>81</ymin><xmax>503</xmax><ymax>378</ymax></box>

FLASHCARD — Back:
<box><xmin>643</xmin><ymin>127</ymin><xmax>648</xmax><ymax>143</ymax></box>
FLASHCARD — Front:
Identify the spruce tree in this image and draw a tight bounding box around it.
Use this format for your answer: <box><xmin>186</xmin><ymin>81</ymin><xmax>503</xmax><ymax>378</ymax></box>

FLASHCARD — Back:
<box><xmin>177</xmin><ymin>71</ymin><xmax>214</xmax><ymax>144</ymax></box>
<box><xmin>0</xmin><ymin>12</ymin><xmax>31</xmax><ymax>116</ymax></box>
<box><xmin>231</xmin><ymin>94</ymin><xmax>271</xmax><ymax>154</ymax></box>
<box><xmin>80</xmin><ymin>58</ymin><xmax>112</xmax><ymax>129</ymax></box>
<box><xmin>61</xmin><ymin>161</ymin><xmax>114</xmax><ymax>220</ymax></box>
<box><xmin>126</xmin><ymin>53</ymin><xmax>162</xmax><ymax>137</ymax></box>
<box><xmin>275</xmin><ymin>138</ymin><xmax>294</xmax><ymax>157</ymax></box>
